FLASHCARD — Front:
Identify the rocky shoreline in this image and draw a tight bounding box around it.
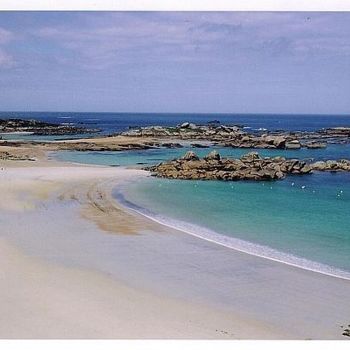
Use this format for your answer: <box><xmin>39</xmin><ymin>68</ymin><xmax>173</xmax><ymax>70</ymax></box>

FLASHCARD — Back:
<box><xmin>121</xmin><ymin>122</ymin><xmax>350</xmax><ymax>150</ymax></box>
<box><xmin>0</xmin><ymin>138</ymin><xmax>169</xmax><ymax>152</ymax></box>
<box><xmin>1</xmin><ymin>119</ymin><xmax>350</xmax><ymax>177</ymax></box>
<box><xmin>0</xmin><ymin>118</ymin><xmax>99</xmax><ymax>136</ymax></box>
<box><xmin>146</xmin><ymin>151</ymin><xmax>350</xmax><ymax>181</ymax></box>
<box><xmin>1</xmin><ymin>119</ymin><xmax>349</xmax><ymax>154</ymax></box>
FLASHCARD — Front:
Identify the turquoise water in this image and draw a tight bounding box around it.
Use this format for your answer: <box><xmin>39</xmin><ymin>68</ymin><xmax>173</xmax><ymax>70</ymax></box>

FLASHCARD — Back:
<box><xmin>56</xmin><ymin>144</ymin><xmax>350</xmax><ymax>278</ymax></box>
<box><xmin>55</xmin><ymin>143</ymin><xmax>350</xmax><ymax>167</ymax></box>
<box><xmin>3</xmin><ymin>112</ymin><xmax>350</xmax><ymax>277</ymax></box>
<box><xmin>121</xmin><ymin>173</ymin><xmax>350</xmax><ymax>278</ymax></box>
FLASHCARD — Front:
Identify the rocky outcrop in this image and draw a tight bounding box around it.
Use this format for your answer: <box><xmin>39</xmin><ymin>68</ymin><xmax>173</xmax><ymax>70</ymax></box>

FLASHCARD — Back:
<box><xmin>311</xmin><ymin>159</ymin><xmax>350</xmax><ymax>172</ymax></box>
<box><xmin>146</xmin><ymin>151</ymin><xmax>312</xmax><ymax>181</ymax></box>
<box><xmin>0</xmin><ymin>118</ymin><xmax>100</xmax><ymax>135</ymax></box>
<box><xmin>204</xmin><ymin>150</ymin><xmax>221</xmax><ymax>161</ymax></box>
<box><xmin>320</xmin><ymin>127</ymin><xmax>350</xmax><ymax>137</ymax></box>
<box><xmin>121</xmin><ymin>122</ymin><xmax>350</xmax><ymax>150</ymax></box>
<box><xmin>304</xmin><ymin>142</ymin><xmax>327</xmax><ymax>149</ymax></box>
<box><xmin>0</xmin><ymin>136</ymin><xmax>189</xmax><ymax>153</ymax></box>
<box><xmin>122</xmin><ymin>124</ymin><xmax>305</xmax><ymax>149</ymax></box>
<box><xmin>182</xmin><ymin>150</ymin><xmax>199</xmax><ymax>161</ymax></box>
<box><xmin>190</xmin><ymin>143</ymin><xmax>210</xmax><ymax>148</ymax></box>
<box><xmin>285</xmin><ymin>140</ymin><xmax>301</xmax><ymax>149</ymax></box>
<box><xmin>122</xmin><ymin>123</ymin><xmax>241</xmax><ymax>140</ymax></box>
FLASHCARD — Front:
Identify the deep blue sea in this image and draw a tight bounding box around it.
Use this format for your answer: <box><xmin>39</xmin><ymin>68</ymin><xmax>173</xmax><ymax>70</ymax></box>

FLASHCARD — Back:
<box><xmin>1</xmin><ymin>111</ymin><xmax>350</xmax><ymax>137</ymax></box>
<box><xmin>2</xmin><ymin>111</ymin><xmax>350</xmax><ymax>278</ymax></box>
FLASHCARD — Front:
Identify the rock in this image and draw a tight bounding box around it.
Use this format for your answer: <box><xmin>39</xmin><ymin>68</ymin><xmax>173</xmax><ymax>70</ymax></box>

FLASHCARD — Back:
<box><xmin>285</xmin><ymin>140</ymin><xmax>301</xmax><ymax>149</ymax></box>
<box><xmin>262</xmin><ymin>135</ymin><xmax>286</xmax><ymax>148</ymax></box>
<box><xmin>121</xmin><ymin>123</ymin><xmax>350</xmax><ymax>149</ymax></box>
<box><xmin>191</xmin><ymin>143</ymin><xmax>210</xmax><ymax>148</ymax></box>
<box><xmin>305</xmin><ymin>142</ymin><xmax>327</xmax><ymax>149</ymax></box>
<box><xmin>275</xmin><ymin>171</ymin><xmax>284</xmax><ymax>179</ymax></box>
<box><xmin>180</xmin><ymin>122</ymin><xmax>190</xmax><ymax>128</ymax></box>
<box><xmin>299</xmin><ymin>164</ymin><xmax>312</xmax><ymax>174</ymax></box>
<box><xmin>240</xmin><ymin>152</ymin><xmax>261</xmax><ymax>163</ymax></box>
<box><xmin>271</xmin><ymin>156</ymin><xmax>286</xmax><ymax>162</ymax></box>
<box><xmin>273</xmin><ymin>136</ymin><xmax>287</xmax><ymax>148</ymax></box>
<box><xmin>322</xmin><ymin>127</ymin><xmax>350</xmax><ymax>136</ymax></box>
<box><xmin>0</xmin><ymin>118</ymin><xmax>99</xmax><ymax>136</ymax></box>
<box><xmin>146</xmin><ymin>152</ymin><xmax>316</xmax><ymax>181</ymax></box>
<box><xmin>310</xmin><ymin>159</ymin><xmax>350</xmax><ymax>172</ymax></box>
<box><xmin>262</xmin><ymin>135</ymin><xmax>274</xmax><ymax>144</ymax></box>
<box><xmin>326</xmin><ymin>160</ymin><xmax>338</xmax><ymax>169</ymax></box>
<box><xmin>240</xmin><ymin>136</ymin><xmax>251</xmax><ymax>142</ymax></box>
<box><xmin>162</xmin><ymin>142</ymin><xmax>183</xmax><ymax>149</ymax></box>
<box><xmin>204</xmin><ymin>150</ymin><xmax>221</xmax><ymax>161</ymax></box>
<box><xmin>182</xmin><ymin>151</ymin><xmax>199</xmax><ymax>161</ymax></box>
<box><xmin>311</xmin><ymin>161</ymin><xmax>327</xmax><ymax>170</ymax></box>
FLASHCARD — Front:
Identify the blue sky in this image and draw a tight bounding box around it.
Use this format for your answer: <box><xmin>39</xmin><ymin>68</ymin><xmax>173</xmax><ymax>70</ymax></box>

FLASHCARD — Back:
<box><xmin>0</xmin><ymin>11</ymin><xmax>349</xmax><ymax>114</ymax></box>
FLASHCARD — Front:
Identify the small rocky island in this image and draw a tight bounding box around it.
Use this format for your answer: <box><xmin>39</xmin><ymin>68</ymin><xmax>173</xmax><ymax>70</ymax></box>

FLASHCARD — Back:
<box><xmin>146</xmin><ymin>151</ymin><xmax>312</xmax><ymax>181</ymax></box>
<box><xmin>0</xmin><ymin>118</ymin><xmax>99</xmax><ymax>136</ymax></box>
<box><xmin>122</xmin><ymin>122</ymin><xmax>350</xmax><ymax>150</ymax></box>
<box><xmin>146</xmin><ymin>151</ymin><xmax>350</xmax><ymax>181</ymax></box>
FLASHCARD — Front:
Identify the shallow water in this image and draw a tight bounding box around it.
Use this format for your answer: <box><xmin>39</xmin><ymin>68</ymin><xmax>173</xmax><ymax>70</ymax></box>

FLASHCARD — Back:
<box><xmin>55</xmin><ymin>143</ymin><xmax>350</xmax><ymax>167</ymax></box>
<box><xmin>55</xmin><ymin>143</ymin><xmax>350</xmax><ymax>278</ymax></box>
<box><xmin>120</xmin><ymin>173</ymin><xmax>350</xmax><ymax>277</ymax></box>
<box><xmin>34</xmin><ymin>111</ymin><xmax>350</xmax><ymax>277</ymax></box>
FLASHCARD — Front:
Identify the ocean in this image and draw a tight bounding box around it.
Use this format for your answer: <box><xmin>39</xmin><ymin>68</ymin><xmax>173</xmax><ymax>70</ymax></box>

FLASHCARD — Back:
<box><xmin>2</xmin><ymin>111</ymin><xmax>350</xmax><ymax>136</ymax></box>
<box><xmin>2</xmin><ymin>111</ymin><xmax>350</xmax><ymax>278</ymax></box>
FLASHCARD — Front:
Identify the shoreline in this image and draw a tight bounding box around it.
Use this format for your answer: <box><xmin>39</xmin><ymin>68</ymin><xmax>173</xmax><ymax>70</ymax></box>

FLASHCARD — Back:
<box><xmin>0</xmin><ymin>160</ymin><xmax>282</xmax><ymax>339</ymax></box>
<box><xmin>0</xmin><ymin>155</ymin><xmax>350</xmax><ymax>339</ymax></box>
<box><xmin>115</xmin><ymin>187</ymin><xmax>350</xmax><ymax>281</ymax></box>
<box><xmin>45</xmin><ymin>151</ymin><xmax>350</xmax><ymax>281</ymax></box>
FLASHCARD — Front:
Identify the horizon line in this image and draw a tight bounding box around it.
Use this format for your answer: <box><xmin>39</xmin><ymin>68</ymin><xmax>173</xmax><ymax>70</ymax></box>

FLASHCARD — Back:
<box><xmin>0</xmin><ymin>110</ymin><xmax>350</xmax><ymax>117</ymax></box>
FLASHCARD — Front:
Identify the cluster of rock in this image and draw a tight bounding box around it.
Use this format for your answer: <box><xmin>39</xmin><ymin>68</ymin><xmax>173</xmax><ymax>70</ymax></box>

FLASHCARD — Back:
<box><xmin>224</xmin><ymin>134</ymin><xmax>302</xmax><ymax>149</ymax></box>
<box><xmin>0</xmin><ymin>137</ymin><xmax>186</xmax><ymax>153</ymax></box>
<box><xmin>122</xmin><ymin>123</ymin><xmax>301</xmax><ymax>149</ymax></box>
<box><xmin>122</xmin><ymin>122</ymin><xmax>239</xmax><ymax>140</ymax></box>
<box><xmin>311</xmin><ymin>159</ymin><xmax>350</xmax><ymax>172</ymax></box>
<box><xmin>320</xmin><ymin>127</ymin><xmax>350</xmax><ymax>137</ymax></box>
<box><xmin>121</xmin><ymin>122</ymin><xmax>349</xmax><ymax>150</ymax></box>
<box><xmin>0</xmin><ymin>118</ymin><xmax>99</xmax><ymax>136</ymax></box>
<box><xmin>286</xmin><ymin>127</ymin><xmax>350</xmax><ymax>145</ymax></box>
<box><xmin>53</xmin><ymin>141</ymin><xmax>159</xmax><ymax>152</ymax></box>
<box><xmin>146</xmin><ymin>151</ymin><xmax>312</xmax><ymax>181</ymax></box>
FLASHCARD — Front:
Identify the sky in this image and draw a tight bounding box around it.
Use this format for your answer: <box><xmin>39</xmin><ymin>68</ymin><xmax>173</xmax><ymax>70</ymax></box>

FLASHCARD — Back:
<box><xmin>0</xmin><ymin>11</ymin><xmax>349</xmax><ymax>114</ymax></box>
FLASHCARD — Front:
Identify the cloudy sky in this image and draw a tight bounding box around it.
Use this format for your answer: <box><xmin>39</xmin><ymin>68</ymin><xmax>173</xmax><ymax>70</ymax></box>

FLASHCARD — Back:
<box><xmin>0</xmin><ymin>12</ymin><xmax>349</xmax><ymax>114</ymax></box>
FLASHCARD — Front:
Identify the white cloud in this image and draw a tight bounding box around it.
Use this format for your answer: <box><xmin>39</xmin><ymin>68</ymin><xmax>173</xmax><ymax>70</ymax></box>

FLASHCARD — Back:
<box><xmin>27</xmin><ymin>12</ymin><xmax>350</xmax><ymax>70</ymax></box>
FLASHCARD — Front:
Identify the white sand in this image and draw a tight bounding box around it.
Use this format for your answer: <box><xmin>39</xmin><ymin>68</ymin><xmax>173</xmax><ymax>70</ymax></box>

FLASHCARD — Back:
<box><xmin>2</xmin><ymin>237</ymin><xmax>279</xmax><ymax>339</ymax></box>
<box><xmin>0</xmin><ymin>163</ymin><xmax>349</xmax><ymax>339</ymax></box>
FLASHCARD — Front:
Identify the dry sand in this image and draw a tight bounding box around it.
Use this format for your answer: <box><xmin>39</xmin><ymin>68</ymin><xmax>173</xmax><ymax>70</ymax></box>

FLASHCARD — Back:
<box><xmin>2</xmin><ymin>237</ymin><xmax>279</xmax><ymax>339</ymax></box>
<box><xmin>0</xmin><ymin>161</ymin><xmax>278</xmax><ymax>339</ymax></box>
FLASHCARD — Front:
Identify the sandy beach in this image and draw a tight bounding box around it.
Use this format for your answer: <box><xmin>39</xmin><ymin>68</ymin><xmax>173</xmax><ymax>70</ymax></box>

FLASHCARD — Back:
<box><xmin>2</xmin><ymin>8</ymin><xmax>350</xmax><ymax>344</ymax></box>
<box><xmin>0</xmin><ymin>156</ymin><xmax>350</xmax><ymax>339</ymax></box>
